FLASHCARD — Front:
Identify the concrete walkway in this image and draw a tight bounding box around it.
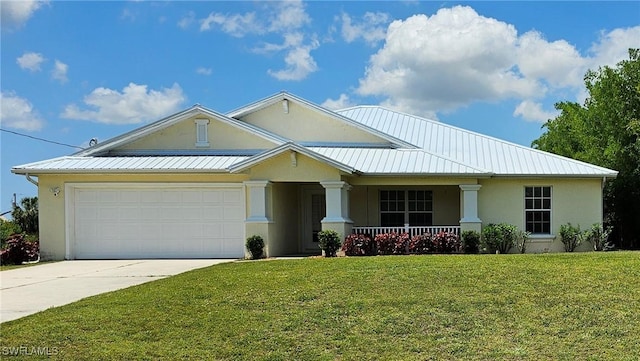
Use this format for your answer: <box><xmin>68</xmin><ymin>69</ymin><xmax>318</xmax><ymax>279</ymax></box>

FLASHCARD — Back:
<box><xmin>0</xmin><ymin>259</ymin><xmax>233</xmax><ymax>323</ymax></box>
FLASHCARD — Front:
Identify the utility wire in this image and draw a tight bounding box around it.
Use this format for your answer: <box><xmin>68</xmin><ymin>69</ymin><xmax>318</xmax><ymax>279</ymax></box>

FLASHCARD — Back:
<box><xmin>1</xmin><ymin>128</ymin><xmax>84</xmax><ymax>149</ymax></box>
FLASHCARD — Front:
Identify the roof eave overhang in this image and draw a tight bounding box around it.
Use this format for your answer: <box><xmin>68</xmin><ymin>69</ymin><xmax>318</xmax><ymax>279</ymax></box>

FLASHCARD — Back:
<box><xmin>491</xmin><ymin>173</ymin><xmax>619</xmax><ymax>179</ymax></box>
<box><xmin>12</xmin><ymin>168</ymin><xmax>232</xmax><ymax>175</ymax></box>
<box><xmin>361</xmin><ymin>172</ymin><xmax>494</xmax><ymax>178</ymax></box>
<box><xmin>228</xmin><ymin>143</ymin><xmax>356</xmax><ymax>175</ymax></box>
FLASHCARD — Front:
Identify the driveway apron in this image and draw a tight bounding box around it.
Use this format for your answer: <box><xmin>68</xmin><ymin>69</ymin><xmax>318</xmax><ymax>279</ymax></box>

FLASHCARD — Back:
<box><xmin>0</xmin><ymin>259</ymin><xmax>232</xmax><ymax>323</ymax></box>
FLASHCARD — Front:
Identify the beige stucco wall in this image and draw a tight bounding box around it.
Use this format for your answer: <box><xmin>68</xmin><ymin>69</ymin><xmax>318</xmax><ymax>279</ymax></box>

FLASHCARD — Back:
<box><xmin>36</xmin><ymin>173</ymin><xmax>249</xmax><ymax>260</ymax></box>
<box><xmin>478</xmin><ymin>178</ymin><xmax>603</xmax><ymax>253</ymax></box>
<box><xmin>118</xmin><ymin>115</ymin><xmax>276</xmax><ymax>151</ymax></box>
<box><xmin>349</xmin><ymin>185</ymin><xmax>460</xmax><ymax>226</ymax></box>
<box><xmin>248</xmin><ymin>152</ymin><xmax>342</xmax><ymax>182</ymax></box>
<box><xmin>239</xmin><ymin>102</ymin><xmax>389</xmax><ymax>145</ymax></box>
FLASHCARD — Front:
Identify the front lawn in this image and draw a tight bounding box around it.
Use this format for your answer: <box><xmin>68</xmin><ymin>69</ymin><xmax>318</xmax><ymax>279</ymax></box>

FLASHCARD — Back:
<box><xmin>1</xmin><ymin>252</ymin><xmax>639</xmax><ymax>360</ymax></box>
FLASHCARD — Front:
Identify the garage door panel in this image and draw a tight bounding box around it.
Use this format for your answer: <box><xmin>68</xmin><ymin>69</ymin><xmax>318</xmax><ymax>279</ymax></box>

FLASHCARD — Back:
<box><xmin>73</xmin><ymin>186</ymin><xmax>244</xmax><ymax>259</ymax></box>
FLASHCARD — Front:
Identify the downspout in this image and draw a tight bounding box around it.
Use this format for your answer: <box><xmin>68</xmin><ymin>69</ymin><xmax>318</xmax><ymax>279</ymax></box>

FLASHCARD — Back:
<box><xmin>24</xmin><ymin>173</ymin><xmax>39</xmax><ymax>186</ymax></box>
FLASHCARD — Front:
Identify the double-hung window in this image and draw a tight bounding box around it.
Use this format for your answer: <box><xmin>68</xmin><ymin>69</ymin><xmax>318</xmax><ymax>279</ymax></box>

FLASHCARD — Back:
<box><xmin>525</xmin><ymin>186</ymin><xmax>551</xmax><ymax>234</ymax></box>
<box><xmin>380</xmin><ymin>190</ymin><xmax>433</xmax><ymax>227</ymax></box>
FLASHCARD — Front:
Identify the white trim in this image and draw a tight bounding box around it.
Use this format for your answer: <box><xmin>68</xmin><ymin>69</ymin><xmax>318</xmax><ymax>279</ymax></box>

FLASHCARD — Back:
<box><xmin>195</xmin><ymin>118</ymin><xmax>210</xmax><ymax>147</ymax></box>
<box><xmin>64</xmin><ymin>182</ymin><xmax>245</xmax><ymax>260</ymax></box>
<box><xmin>523</xmin><ymin>185</ymin><xmax>553</xmax><ymax>236</ymax></box>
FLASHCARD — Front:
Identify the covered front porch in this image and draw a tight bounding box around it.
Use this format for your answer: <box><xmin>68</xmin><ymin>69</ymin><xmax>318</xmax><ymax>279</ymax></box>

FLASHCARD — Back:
<box><xmin>244</xmin><ymin>180</ymin><xmax>482</xmax><ymax>257</ymax></box>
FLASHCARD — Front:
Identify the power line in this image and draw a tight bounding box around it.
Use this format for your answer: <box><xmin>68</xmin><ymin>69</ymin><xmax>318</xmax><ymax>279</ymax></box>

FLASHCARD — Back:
<box><xmin>0</xmin><ymin>128</ymin><xmax>84</xmax><ymax>150</ymax></box>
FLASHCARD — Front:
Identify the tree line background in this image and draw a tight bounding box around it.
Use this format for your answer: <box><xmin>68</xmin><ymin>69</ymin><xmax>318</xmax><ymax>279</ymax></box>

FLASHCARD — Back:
<box><xmin>533</xmin><ymin>49</ymin><xmax>639</xmax><ymax>249</ymax></box>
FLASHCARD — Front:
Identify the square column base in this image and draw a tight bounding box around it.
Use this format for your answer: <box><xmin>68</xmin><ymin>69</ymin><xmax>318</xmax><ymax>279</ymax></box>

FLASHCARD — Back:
<box><xmin>460</xmin><ymin>221</ymin><xmax>482</xmax><ymax>234</ymax></box>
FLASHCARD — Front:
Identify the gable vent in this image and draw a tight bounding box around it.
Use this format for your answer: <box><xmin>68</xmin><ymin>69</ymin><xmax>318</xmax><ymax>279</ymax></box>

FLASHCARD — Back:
<box><xmin>195</xmin><ymin>118</ymin><xmax>210</xmax><ymax>147</ymax></box>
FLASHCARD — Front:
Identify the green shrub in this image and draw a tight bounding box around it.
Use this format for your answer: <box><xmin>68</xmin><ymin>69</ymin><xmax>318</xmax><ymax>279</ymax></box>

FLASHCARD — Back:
<box><xmin>481</xmin><ymin>223</ymin><xmax>519</xmax><ymax>254</ymax></box>
<box><xmin>318</xmin><ymin>230</ymin><xmax>341</xmax><ymax>257</ymax></box>
<box><xmin>461</xmin><ymin>230</ymin><xmax>480</xmax><ymax>254</ymax></box>
<box><xmin>559</xmin><ymin>223</ymin><xmax>584</xmax><ymax>252</ymax></box>
<box><xmin>584</xmin><ymin>223</ymin><xmax>611</xmax><ymax>251</ymax></box>
<box><xmin>1</xmin><ymin>219</ymin><xmax>22</xmax><ymax>248</ymax></box>
<box><xmin>245</xmin><ymin>235</ymin><xmax>265</xmax><ymax>259</ymax></box>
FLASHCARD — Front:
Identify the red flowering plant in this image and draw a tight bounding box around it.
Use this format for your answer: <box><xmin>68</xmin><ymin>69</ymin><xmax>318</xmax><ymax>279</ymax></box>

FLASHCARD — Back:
<box><xmin>342</xmin><ymin>233</ymin><xmax>375</xmax><ymax>256</ymax></box>
<box><xmin>375</xmin><ymin>232</ymin><xmax>410</xmax><ymax>255</ymax></box>
<box><xmin>409</xmin><ymin>233</ymin><xmax>432</xmax><ymax>254</ymax></box>
<box><xmin>431</xmin><ymin>231</ymin><xmax>462</xmax><ymax>253</ymax></box>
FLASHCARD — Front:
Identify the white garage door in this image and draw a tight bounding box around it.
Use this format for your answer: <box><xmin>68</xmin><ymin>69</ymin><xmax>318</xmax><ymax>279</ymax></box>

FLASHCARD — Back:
<box><xmin>71</xmin><ymin>185</ymin><xmax>245</xmax><ymax>259</ymax></box>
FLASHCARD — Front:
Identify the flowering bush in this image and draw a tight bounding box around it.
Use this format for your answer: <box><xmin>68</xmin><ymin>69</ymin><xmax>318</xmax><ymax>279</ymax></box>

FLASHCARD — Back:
<box><xmin>1</xmin><ymin>234</ymin><xmax>39</xmax><ymax>265</ymax></box>
<box><xmin>409</xmin><ymin>233</ymin><xmax>432</xmax><ymax>254</ymax></box>
<box><xmin>342</xmin><ymin>234</ymin><xmax>375</xmax><ymax>256</ymax></box>
<box><xmin>431</xmin><ymin>232</ymin><xmax>462</xmax><ymax>253</ymax></box>
<box><xmin>375</xmin><ymin>232</ymin><xmax>410</xmax><ymax>255</ymax></box>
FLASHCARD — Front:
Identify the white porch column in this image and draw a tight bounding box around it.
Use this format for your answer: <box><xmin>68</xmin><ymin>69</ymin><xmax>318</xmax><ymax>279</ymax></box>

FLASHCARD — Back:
<box><xmin>459</xmin><ymin>184</ymin><xmax>482</xmax><ymax>233</ymax></box>
<box><xmin>320</xmin><ymin>181</ymin><xmax>353</xmax><ymax>240</ymax></box>
<box><xmin>320</xmin><ymin>181</ymin><xmax>352</xmax><ymax>223</ymax></box>
<box><xmin>244</xmin><ymin>180</ymin><xmax>272</xmax><ymax>222</ymax></box>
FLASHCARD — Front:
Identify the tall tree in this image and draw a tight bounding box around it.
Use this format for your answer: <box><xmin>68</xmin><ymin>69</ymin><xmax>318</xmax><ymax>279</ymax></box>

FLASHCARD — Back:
<box><xmin>533</xmin><ymin>49</ymin><xmax>640</xmax><ymax>249</ymax></box>
<box><xmin>11</xmin><ymin>196</ymin><xmax>38</xmax><ymax>235</ymax></box>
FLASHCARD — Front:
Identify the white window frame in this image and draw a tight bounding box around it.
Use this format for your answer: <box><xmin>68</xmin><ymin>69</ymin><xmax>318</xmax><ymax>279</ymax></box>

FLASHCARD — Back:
<box><xmin>524</xmin><ymin>186</ymin><xmax>552</xmax><ymax>235</ymax></box>
<box><xmin>195</xmin><ymin>118</ymin><xmax>210</xmax><ymax>147</ymax></box>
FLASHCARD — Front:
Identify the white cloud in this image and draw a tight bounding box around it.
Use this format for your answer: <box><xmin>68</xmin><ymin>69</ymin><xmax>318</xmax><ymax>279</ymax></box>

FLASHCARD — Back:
<box><xmin>177</xmin><ymin>11</ymin><xmax>195</xmax><ymax>29</ymax></box>
<box><xmin>200</xmin><ymin>12</ymin><xmax>263</xmax><ymax>36</ymax></box>
<box><xmin>0</xmin><ymin>92</ymin><xmax>45</xmax><ymax>131</ymax></box>
<box><xmin>51</xmin><ymin>60</ymin><xmax>68</xmax><ymax>83</ymax></box>
<box><xmin>513</xmin><ymin>100</ymin><xmax>559</xmax><ymax>123</ymax></box>
<box><xmin>120</xmin><ymin>8</ymin><xmax>135</xmax><ymax>21</ymax></box>
<box><xmin>517</xmin><ymin>31</ymin><xmax>586</xmax><ymax>88</ymax></box>
<box><xmin>321</xmin><ymin>94</ymin><xmax>355</xmax><ymax>110</ymax></box>
<box><xmin>340</xmin><ymin>12</ymin><xmax>390</xmax><ymax>46</ymax></box>
<box><xmin>196</xmin><ymin>67</ymin><xmax>212</xmax><ymax>76</ymax></box>
<box><xmin>357</xmin><ymin>6</ymin><xmax>543</xmax><ymax>117</ymax></box>
<box><xmin>198</xmin><ymin>1</ymin><xmax>317</xmax><ymax>81</ymax></box>
<box><xmin>16</xmin><ymin>52</ymin><xmax>45</xmax><ymax>72</ymax></box>
<box><xmin>267</xmin><ymin>36</ymin><xmax>319</xmax><ymax>81</ymax></box>
<box><xmin>0</xmin><ymin>0</ymin><xmax>47</xmax><ymax>30</ymax></box>
<box><xmin>588</xmin><ymin>26</ymin><xmax>640</xmax><ymax>69</ymax></box>
<box><xmin>61</xmin><ymin>83</ymin><xmax>186</xmax><ymax>124</ymax></box>
<box><xmin>268</xmin><ymin>0</ymin><xmax>310</xmax><ymax>32</ymax></box>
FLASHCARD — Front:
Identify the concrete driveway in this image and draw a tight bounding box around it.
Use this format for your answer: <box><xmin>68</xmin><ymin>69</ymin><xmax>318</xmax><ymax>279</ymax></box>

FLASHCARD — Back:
<box><xmin>0</xmin><ymin>259</ymin><xmax>233</xmax><ymax>323</ymax></box>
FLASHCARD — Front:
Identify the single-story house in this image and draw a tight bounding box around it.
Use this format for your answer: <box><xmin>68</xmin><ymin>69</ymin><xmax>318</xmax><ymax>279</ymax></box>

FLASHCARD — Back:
<box><xmin>12</xmin><ymin>92</ymin><xmax>617</xmax><ymax>260</ymax></box>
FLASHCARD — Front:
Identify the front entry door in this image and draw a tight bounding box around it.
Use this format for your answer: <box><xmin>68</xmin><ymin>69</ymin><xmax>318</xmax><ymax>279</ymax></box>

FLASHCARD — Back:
<box><xmin>302</xmin><ymin>188</ymin><xmax>326</xmax><ymax>252</ymax></box>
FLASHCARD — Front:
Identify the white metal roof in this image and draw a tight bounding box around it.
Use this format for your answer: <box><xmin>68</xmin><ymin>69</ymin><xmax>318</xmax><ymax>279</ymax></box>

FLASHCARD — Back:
<box><xmin>337</xmin><ymin>106</ymin><xmax>617</xmax><ymax>177</ymax></box>
<box><xmin>12</xmin><ymin>156</ymin><xmax>250</xmax><ymax>174</ymax></box>
<box><xmin>11</xmin><ymin>94</ymin><xmax>618</xmax><ymax>178</ymax></box>
<box><xmin>310</xmin><ymin>148</ymin><xmax>490</xmax><ymax>176</ymax></box>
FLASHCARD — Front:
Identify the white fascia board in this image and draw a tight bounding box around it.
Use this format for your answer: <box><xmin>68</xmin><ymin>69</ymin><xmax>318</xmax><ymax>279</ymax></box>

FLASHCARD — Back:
<box><xmin>73</xmin><ymin>107</ymin><xmax>202</xmax><ymax>156</ymax></box>
<box><xmin>228</xmin><ymin>142</ymin><xmax>356</xmax><ymax>174</ymax></box>
<box><xmin>75</xmin><ymin>105</ymin><xmax>289</xmax><ymax>157</ymax></box>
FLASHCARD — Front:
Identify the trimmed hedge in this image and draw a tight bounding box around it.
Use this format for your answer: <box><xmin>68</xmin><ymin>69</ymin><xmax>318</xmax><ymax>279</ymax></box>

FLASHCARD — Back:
<box><xmin>344</xmin><ymin>231</ymin><xmax>462</xmax><ymax>256</ymax></box>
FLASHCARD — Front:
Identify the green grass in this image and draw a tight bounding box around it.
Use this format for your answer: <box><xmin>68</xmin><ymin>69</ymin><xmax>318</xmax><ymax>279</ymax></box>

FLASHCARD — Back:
<box><xmin>1</xmin><ymin>253</ymin><xmax>639</xmax><ymax>360</ymax></box>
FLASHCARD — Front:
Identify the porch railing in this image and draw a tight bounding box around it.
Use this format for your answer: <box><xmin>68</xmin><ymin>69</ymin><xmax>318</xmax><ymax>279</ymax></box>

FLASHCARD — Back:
<box><xmin>351</xmin><ymin>225</ymin><xmax>461</xmax><ymax>238</ymax></box>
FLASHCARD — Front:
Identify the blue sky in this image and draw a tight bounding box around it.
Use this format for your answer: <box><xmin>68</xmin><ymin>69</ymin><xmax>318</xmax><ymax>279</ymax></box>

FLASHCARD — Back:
<box><xmin>1</xmin><ymin>1</ymin><xmax>639</xmax><ymax>213</ymax></box>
